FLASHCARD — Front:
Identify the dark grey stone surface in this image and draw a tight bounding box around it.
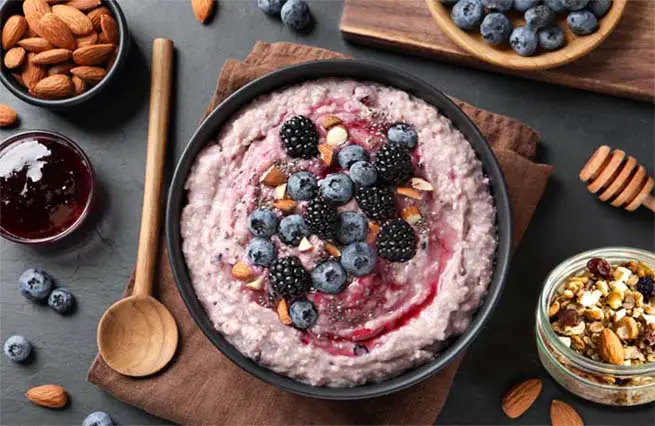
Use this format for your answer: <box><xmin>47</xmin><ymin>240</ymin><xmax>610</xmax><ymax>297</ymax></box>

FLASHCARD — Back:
<box><xmin>1</xmin><ymin>1</ymin><xmax>653</xmax><ymax>425</ymax></box>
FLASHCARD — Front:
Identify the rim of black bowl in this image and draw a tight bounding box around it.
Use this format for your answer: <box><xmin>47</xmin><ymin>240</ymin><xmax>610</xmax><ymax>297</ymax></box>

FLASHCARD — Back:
<box><xmin>0</xmin><ymin>0</ymin><xmax>129</xmax><ymax>110</ymax></box>
<box><xmin>166</xmin><ymin>60</ymin><xmax>513</xmax><ymax>400</ymax></box>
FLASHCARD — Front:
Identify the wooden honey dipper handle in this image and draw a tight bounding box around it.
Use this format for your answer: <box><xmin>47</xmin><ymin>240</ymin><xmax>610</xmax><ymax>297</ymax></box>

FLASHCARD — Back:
<box><xmin>580</xmin><ymin>145</ymin><xmax>654</xmax><ymax>213</ymax></box>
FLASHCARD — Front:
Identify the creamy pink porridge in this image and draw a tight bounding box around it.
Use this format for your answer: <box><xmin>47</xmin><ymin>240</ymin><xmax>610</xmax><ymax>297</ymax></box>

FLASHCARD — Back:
<box><xmin>181</xmin><ymin>78</ymin><xmax>497</xmax><ymax>387</ymax></box>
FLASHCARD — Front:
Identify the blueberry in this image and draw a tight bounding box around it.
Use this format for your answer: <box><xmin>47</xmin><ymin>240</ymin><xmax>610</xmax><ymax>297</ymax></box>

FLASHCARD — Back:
<box><xmin>287</xmin><ymin>171</ymin><xmax>318</xmax><ymax>201</ymax></box>
<box><xmin>340</xmin><ymin>242</ymin><xmax>377</xmax><ymax>277</ymax></box>
<box><xmin>440</xmin><ymin>0</ymin><xmax>460</xmax><ymax>5</ymax></box>
<box><xmin>3</xmin><ymin>335</ymin><xmax>31</xmax><ymax>362</ymax></box>
<box><xmin>278</xmin><ymin>214</ymin><xmax>309</xmax><ymax>246</ymax></box>
<box><xmin>19</xmin><ymin>269</ymin><xmax>53</xmax><ymax>301</ymax></box>
<box><xmin>289</xmin><ymin>300</ymin><xmax>318</xmax><ymax>329</ymax></box>
<box><xmin>319</xmin><ymin>173</ymin><xmax>354</xmax><ymax>205</ymax></box>
<box><xmin>482</xmin><ymin>0</ymin><xmax>513</xmax><ymax>12</ymax></box>
<box><xmin>544</xmin><ymin>0</ymin><xmax>569</xmax><ymax>13</ymax></box>
<box><xmin>248</xmin><ymin>208</ymin><xmax>278</xmax><ymax>237</ymax></box>
<box><xmin>311</xmin><ymin>260</ymin><xmax>347</xmax><ymax>294</ymax></box>
<box><xmin>338</xmin><ymin>145</ymin><xmax>368</xmax><ymax>169</ymax></box>
<box><xmin>525</xmin><ymin>5</ymin><xmax>555</xmax><ymax>29</ymax></box>
<box><xmin>588</xmin><ymin>0</ymin><xmax>612</xmax><ymax>17</ymax></box>
<box><xmin>563</xmin><ymin>0</ymin><xmax>589</xmax><ymax>10</ymax></box>
<box><xmin>538</xmin><ymin>26</ymin><xmax>566</xmax><ymax>50</ymax></box>
<box><xmin>387</xmin><ymin>123</ymin><xmax>418</xmax><ymax>149</ymax></box>
<box><xmin>451</xmin><ymin>0</ymin><xmax>484</xmax><ymax>31</ymax></box>
<box><xmin>567</xmin><ymin>10</ymin><xmax>598</xmax><ymax>34</ymax></box>
<box><xmin>349</xmin><ymin>161</ymin><xmax>377</xmax><ymax>187</ymax></box>
<box><xmin>510</xmin><ymin>26</ymin><xmax>538</xmax><ymax>56</ymax></box>
<box><xmin>281</xmin><ymin>0</ymin><xmax>311</xmax><ymax>31</ymax></box>
<box><xmin>82</xmin><ymin>411</ymin><xmax>115</xmax><ymax>426</ymax></box>
<box><xmin>513</xmin><ymin>0</ymin><xmax>540</xmax><ymax>12</ymax></box>
<box><xmin>480</xmin><ymin>13</ymin><xmax>513</xmax><ymax>45</ymax></box>
<box><xmin>637</xmin><ymin>276</ymin><xmax>654</xmax><ymax>297</ymax></box>
<box><xmin>48</xmin><ymin>288</ymin><xmax>74</xmax><ymax>314</ymax></box>
<box><xmin>257</xmin><ymin>0</ymin><xmax>287</xmax><ymax>16</ymax></box>
<box><xmin>246</xmin><ymin>237</ymin><xmax>277</xmax><ymax>267</ymax></box>
<box><xmin>336</xmin><ymin>212</ymin><xmax>368</xmax><ymax>245</ymax></box>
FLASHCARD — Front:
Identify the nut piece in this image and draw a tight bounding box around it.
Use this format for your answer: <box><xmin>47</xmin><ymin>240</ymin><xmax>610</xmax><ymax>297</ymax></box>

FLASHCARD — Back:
<box><xmin>4</xmin><ymin>47</ymin><xmax>27</xmax><ymax>69</ymax></box>
<box><xmin>320</xmin><ymin>115</ymin><xmax>343</xmax><ymax>130</ymax></box>
<box><xmin>2</xmin><ymin>15</ymin><xmax>28</xmax><ymax>50</ymax></box>
<box><xmin>191</xmin><ymin>0</ymin><xmax>215</xmax><ymax>24</ymax></box>
<box><xmin>277</xmin><ymin>299</ymin><xmax>292</xmax><ymax>325</ymax></box>
<box><xmin>410</xmin><ymin>177</ymin><xmax>434</xmax><ymax>192</ymax></box>
<box><xmin>273</xmin><ymin>183</ymin><xmax>287</xmax><ymax>200</ymax></box>
<box><xmin>48</xmin><ymin>61</ymin><xmax>75</xmax><ymax>76</ymax></box>
<box><xmin>246</xmin><ymin>275</ymin><xmax>265</xmax><ymax>291</ymax></box>
<box><xmin>396</xmin><ymin>187</ymin><xmax>423</xmax><ymax>200</ymax></box>
<box><xmin>87</xmin><ymin>6</ymin><xmax>111</xmax><ymax>31</ymax></box>
<box><xmin>298</xmin><ymin>237</ymin><xmax>313</xmax><ymax>252</ymax></box>
<box><xmin>325</xmin><ymin>243</ymin><xmax>341</xmax><ymax>258</ymax></box>
<box><xmin>38</xmin><ymin>13</ymin><xmax>77</xmax><ymax>50</ymax></box>
<box><xmin>72</xmin><ymin>43</ymin><xmax>114</xmax><ymax>65</ymax></box>
<box><xmin>318</xmin><ymin>143</ymin><xmax>334</xmax><ymax>166</ymax></box>
<box><xmin>550</xmin><ymin>400</ymin><xmax>584</xmax><ymax>426</ymax></box>
<box><xmin>0</xmin><ymin>105</ymin><xmax>18</xmax><ymax>128</ymax></box>
<box><xmin>615</xmin><ymin>317</ymin><xmax>639</xmax><ymax>341</ymax></box>
<box><xmin>366</xmin><ymin>222</ymin><xmax>381</xmax><ymax>244</ymax></box>
<box><xmin>598</xmin><ymin>328</ymin><xmax>625</xmax><ymax>365</ymax></box>
<box><xmin>273</xmin><ymin>199</ymin><xmax>297</xmax><ymax>213</ymax></box>
<box><xmin>52</xmin><ymin>4</ymin><xmax>94</xmax><ymax>36</ymax></box>
<box><xmin>607</xmin><ymin>291</ymin><xmax>623</xmax><ymax>309</ymax></box>
<box><xmin>548</xmin><ymin>300</ymin><xmax>560</xmax><ymax>318</ymax></box>
<box><xmin>23</xmin><ymin>0</ymin><xmax>52</xmax><ymax>37</ymax></box>
<box><xmin>501</xmin><ymin>378</ymin><xmax>542</xmax><ymax>419</ymax></box>
<box><xmin>66</xmin><ymin>0</ymin><xmax>102</xmax><ymax>12</ymax></box>
<box><xmin>31</xmin><ymin>74</ymin><xmax>74</xmax><ymax>99</ymax></box>
<box><xmin>31</xmin><ymin>48</ymin><xmax>72</xmax><ymax>65</ymax></box>
<box><xmin>401</xmin><ymin>206</ymin><xmax>421</xmax><ymax>224</ymax></box>
<box><xmin>25</xmin><ymin>384</ymin><xmax>67</xmax><ymax>409</ymax></box>
<box><xmin>231</xmin><ymin>261</ymin><xmax>253</xmax><ymax>281</ymax></box>
<box><xmin>21</xmin><ymin>53</ymin><xmax>47</xmax><ymax>90</ymax></box>
<box><xmin>100</xmin><ymin>14</ymin><xmax>119</xmax><ymax>45</ymax></box>
<box><xmin>18</xmin><ymin>37</ymin><xmax>54</xmax><ymax>53</ymax></box>
<box><xmin>76</xmin><ymin>31</ymin><xmax>98</xmax><ymax>48</ymax></box>
<box><xmin>326</xmin><ymin>126</ymin><xmax>348</xmax><ymax>147</ymax></box>
<box><xmin>70</xmin><ymin>65</ymin><xmax>106</xmax><ymax>84</ymax></box>
<box><xmin>259</xmin><ymin>165</ymin><xmax>287</xmax><ymax>187</ymax></box>
<box><xmin>72</xmin><ymin>75</ymin><xmax>86</xmax><ymax>95</ymax></box>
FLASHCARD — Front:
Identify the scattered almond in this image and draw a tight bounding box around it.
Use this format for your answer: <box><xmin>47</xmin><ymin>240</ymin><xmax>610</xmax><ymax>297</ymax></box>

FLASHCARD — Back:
<box><xmin>550</xmin><ymin>400</ymin><xmax>584</xmax><ymax>426</ymax></box>
<box><xmin>48</xmin><ymin>61</ymin><xmax>75</xmax><ymax>75</ymax></box>
<box><xmin>25</xmin><ymin>384</ymin><xmax>67</xmax><ymax>409</ymax></box>
<box><xmin>100</xmin><ymin>14</ymin><xmax>118</xmax><ymax>45</ymax></box>
<box><xmin>396</xmin><ymin>187</ymin><xmax>423</xmax><ymax>200</ymax></box>
<box><xmin>326</xmin><ymin>125</ymin><xmax>348</xmax><ymax>147</ymax></box>
<box><xmin>274</xmin><ymin>183</ymin><xmax>287</xmax><ymax>200</ymax></box>
<box><xmin>325</xmin><ymin>243</ymin><xmax>341</xmax><ymax>257</ymax></box>
<box><xmin>52</xmin><ymin>4</ymin><xmax>93</xmax><ymax>36</ymax></box>
<box><xmin>70</xmin><ymin>65</ymin><xmax>105</xmax><ymax>84</ymax></box>
<box><xmin>23</xmin><ymin>0</ymin><xmax>52</xmax><ymax>37</ymax></box>
<box><xmin>366</xmin><ymin>222</ymin><xmax>380</xmax><ymax>243</ymax></box>
<box><xmin>31</xmin><ymin>74</ymin><xmax>74</xmax><ymax>99</ymax></box>
<box><xmin>87</xmin><ymin>6</ymin><xmax>111</xmax><ymax>31</ymax></box>
<box><xmin>2</xmin><ymin>15</ymin><xmax>28</xmax><ymax>50</ymax></box>
<box><xmin>191</xmin><ymin>0</ymin><xmax>215</xmax><ymax>24</ymax></box>
<box><xmin>22</xmin><ymin>53</ymin><xmax>47</xmax><ymax>89</ymax></box>
<box><xmin>401</xmin><ymin>206</ymin><xmax>421</xmax><ymax>224</ymax></box>
<box><xmin>320</xmin><ymin>115</ymin><xmax>343</xmax><ymax>130</ymax></box>
<box><xmin>260</xmin><ymin>165</ymin><xmax>287</xmax><ymax>187</ymax></box>
<box><xmin>66</xmin><ymin>0</ymin><xmax>102</xmax><ymax>12</ymax></box>
<box><xmin>298</xmin><ymin>237</ymin><xmax>313</xmax><ymax>252</ymax></box>
<box><xmin>598</xmin><ymin>328</ymin><xmax>625</xmax><ymax>364</ymax></box>
<box><xmin>31</xmin><ymin>48</ymin><xmax>72</xmax><ymax>65</ymax></box>
<box><xmin>246</xmin><ymin>275</ymin><xmax>265</xmax><ymax>291</ymax></box>
<box><xmin>410</xmin><ymin>177</ymin><xmax>434</xmax><ymax>192</ymax></box>
<box><xmin>18</xmin><ymin>37</ymin><xmax>54</xmax><ymax>53</ymax></box>
<box><xmin>4</xmin><ymin>47</ymin><xmax>27</xmax><ymax>69</ymax></box>
<box><xmin>501</xmin><ymin>378</ymin><xmax>542</xmax><ymax>419</ymax></box>
<box><xmin>71</xmin><ymin>75</ymin><xmax>86</xmax><ymax>95</ymax></box>
<box><xmin>231</xmin><ymin>261</ymin><xmax>253</xmax><ymax>281</ymax></box>
<box><xmin>273</xmin><ymin>199</ymin><xmax>297</xmax><ymax>213</ymax></box>
<box><xmin>318</xmin><ymin>143</ymin><xmax>334</xmax><ymax>166</ymax></box>
<box><xmin>38</xmin><ymin>13</ymin><xmax>77</xmax><ymax>50</ymax></box>
<box><xmin>0</xmin><ymin>105</ymin><xmax>18</xmax><ymax>128</ymax></box>
<box><xmin>72</xmin><ymin>43</ymin><xmax>114</xmax><ymax>65</ymax></box>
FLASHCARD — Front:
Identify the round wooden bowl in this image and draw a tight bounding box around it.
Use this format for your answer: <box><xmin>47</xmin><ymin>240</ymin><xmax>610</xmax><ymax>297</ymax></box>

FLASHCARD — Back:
<box><xmin>426</xmin><ymin>0</ymin><xmax>628</xmax><ymax>71</ymax></box>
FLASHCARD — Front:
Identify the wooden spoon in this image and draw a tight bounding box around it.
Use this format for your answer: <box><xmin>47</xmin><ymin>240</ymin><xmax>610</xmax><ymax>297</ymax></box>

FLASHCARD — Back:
<box><xmin>97</xmin><ymin>38</ymin><xmax>178</xmax><ymax>377</ymax></box>
<box><xmin>580</xmin><ymin>145</ymin><xmax>655</xmax><ymax>213</ymax></box>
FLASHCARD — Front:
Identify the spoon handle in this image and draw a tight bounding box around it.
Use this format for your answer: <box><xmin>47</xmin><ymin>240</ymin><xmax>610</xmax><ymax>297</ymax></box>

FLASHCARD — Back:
<box><xmin>134</xmin><ymin>38</ymin><xmax>174</xmax><ymax>298</ymax></box>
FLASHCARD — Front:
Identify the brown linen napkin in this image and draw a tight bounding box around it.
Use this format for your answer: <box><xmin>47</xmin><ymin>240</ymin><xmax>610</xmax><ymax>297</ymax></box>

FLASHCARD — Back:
<box><xmin>88</xmin><ymin>42</ymin><xmax>553</xmax><ymax>425</ymax></box>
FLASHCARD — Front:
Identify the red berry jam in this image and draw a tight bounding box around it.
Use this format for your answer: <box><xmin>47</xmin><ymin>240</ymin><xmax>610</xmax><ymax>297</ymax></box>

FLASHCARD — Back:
<box><xmin>0</xmin><ymin>132</ymin><xmax>94</xmax><ymax>243</ymax></box>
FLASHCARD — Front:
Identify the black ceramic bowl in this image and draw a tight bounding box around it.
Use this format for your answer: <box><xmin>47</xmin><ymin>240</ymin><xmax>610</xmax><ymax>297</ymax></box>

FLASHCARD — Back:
<box><xmin>166</xmin><ymin>60</ymin><xmax>512</xmax><ymax>399</ymax></box>
<box><xmin>0</xmin><ymin>0</ymin><xmax>129</xmax><ymax>110</ymax></box>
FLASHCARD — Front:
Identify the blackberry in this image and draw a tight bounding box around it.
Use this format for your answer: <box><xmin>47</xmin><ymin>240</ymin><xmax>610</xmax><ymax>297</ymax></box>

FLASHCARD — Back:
<box><xmin>303</xmin><ymin>197</ymin><xmax>338</xmax><ymax>240</ymax></box>
<box><xmin>268</xmin><ymin>256</ymin><xmax>311</xmax><ymax>300</ymax></box>
<box><xmin>637</xmin><ymin>276</ymin><xmax>654</xmax><ymax>297</ymax></box>
<box><xmin>280</xmin><ymin>115</ymin><xmax>319</xmax><ymax>159</ymax></box>
<box><xmin>374</xmin><ymin>143</ymin><xmax>413</xmax><ymax>185</ymax></box>
<box><xmin>376</xmin><ymin>219</ymin><xmax>417</xmax><ymax>262</ymax></box>
<box><xmin>355</xmin><ymin>185</ymin><xmax>396</xmax><ymax>221</ymax></box>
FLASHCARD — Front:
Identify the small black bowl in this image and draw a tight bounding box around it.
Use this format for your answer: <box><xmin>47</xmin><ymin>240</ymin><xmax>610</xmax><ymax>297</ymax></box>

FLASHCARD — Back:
<box><xmin>0</xmin><ymin>0</ymin><xmax>129</xmax><ymax>110</ymax></box>
<box><xmin>166</xmin><ymin>60</ymin><xmax>512</xmax><ymax>399</ymax></box>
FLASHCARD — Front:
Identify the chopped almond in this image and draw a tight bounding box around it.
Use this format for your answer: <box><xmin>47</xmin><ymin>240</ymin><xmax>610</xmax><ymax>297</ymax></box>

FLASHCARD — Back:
<box><xmin>326</xmin><ymin>126</ymin><xmax>348</xmax><ymax>147</ymax></box>
<box><xmin>401</xmin><ymin>206</ymin><xmax>422</xmax><ymax>224</ymax></box>
<box><xmin>411</xmin><ymin>177</ymin><xmax>434</xmax><ymax>192</ymax></box>
<box><xmin>260</xmin><ymin>165</ymin><xmax>287</xmax><ymax>187</ymax></box>
<box><xmin>232</xmin><ymin>261</ymin><xmax>253</xmax><ymax>281</ymax></box>
<box><xmin>273</xmin><ymin>199</ymin><xmax>297</xmax><ymax>213</ymax></box>
<box><xmin>274</xmin><ymin>183</ymin><xmax>287</xmax><ymax>200</ymax></box>
<box><xmin>366</xmin><ymin>222</ymin><xmax>380</xmax><ymax>243</ymax></box>
<box><xmin>320</xmin><ymin>115</ymin><xmax>343</xmax><ymax>130</ymax></box>
<box><xmin>298</xmin><ymin>237</ymin><xmax>313</xmax><ymax>252</ymax></box>
<box><xmin>397</xmin><ymin>186</ymin><xmax>423</xmax><ymax>200</ymax></box>
<box><xmin>325</xmin><ymin>243</ymin><xmax>341</xmax><ymax>257</ymax></box>
<box><xmin>318</xmin><ymin>143</ymin><xmax>334</xmax><ymax>166</ymax></box>
<box><xmin>246</xmin><ymin>275</ymin><xmax>265</xmax><ymax>291</ymax></box>
<box><xmin>277</xmin><ymin>299</ymin><xmax>292</xmax><ymax>325</ymax></box>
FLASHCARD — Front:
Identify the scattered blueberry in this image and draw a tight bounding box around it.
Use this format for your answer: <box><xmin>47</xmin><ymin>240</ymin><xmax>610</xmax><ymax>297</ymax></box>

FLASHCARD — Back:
<box><xmin>440</xmin><ymin>0</ymin><xmax>460</xmax><ymax>5</ymax></box>
<box><xmin>482</xmin><ymin>0</ymin><xmax>513</xmax><ymax>12</ymax></box>
<box><xmin>246</xmin><ymin>237</ymin><xmax>277</xmax><ymax>267</ymax></box>
<box><xmin>513</xmin><ymin>0</ymin><xmax>540</xmax><ymax>12</ymax></box>
<box><xmin>3</xmin><ymin>335</ymin><xmax>31</xmax><ymax>362</ymax></box>
<box><xmin>48</xmin><ymin>288</ymin><xmax>74</xmax><ymax>314</ymax></box>
<box><xmin>19</xmin><ymin>269</ymin><xmax>53</xmax><ymax>301</ymax></box>
<box><xmin>338</xmin><ymin>145</ymin><xmax>368</xmax><ymax>169</ymax></box>
<box><xmin>340</xmin><ymin>242</ymin><xmax>377</xmax><ymax>277</ymax></box>
<box><xmin>481</xmin><ymin>13</ymin><xmax>513</xmax><ymax>45</ymax></box>
<box><xmin>538</xmin><ymin>26</ymin><xmax>566</xmax><ymax>50</ymax></box>
<box><xmin>336</xmin><ymin>212</ymin><xmax>369</xmax><ymax>245</ymax></box>
<box><xmin>451</xmin><ymin>0</ymin><xmax>485</xmax><ymax>31</ymax></box>
<box><xmin>637</xmin><ymin>276</ymin><xmax>654</xmax><ymax>297</ymax></box>
<box><xmin>248</xmin><ymin>208</ymin><xmax>278</xmax><ymax>237</ymax></box>
<box><xmin>563</xmin><ymin>0</ymin><xmax>589</xmax><ymax>11</ymax></box>
<box><xmin>510</xmin><ymin>26</ymin><xmax>538</xmax><ymax>56</ymax></box>
<box><xmin>525</xmin><ymin>5</ymin><xmax>555</xmax><ymax>29</ymax></box>
<box><xmin>567</xmin><ymin>10</ymin><xmax>598</xmax><ymax>35</ymax></box>
<box><xmin>257</xmin><ymin>0</ymin><xmax>287</xmax><ymax>16</ymax></box>
<box><xmin>588</xmin><ymin>0</ymin><xmax>612</xmax><ymax>17</ymax></box>
<box><xmin>544</xmin><ymin>0</ymin><xmax>569</xmax><ymax>13</ymax></box>
<box><xmin>349</xmin><ymin>161</ymin><xmax>377</xmax><ymax>187</ymax></box>
<box><xmin>278</xmin><ymin>214</ymin><xmax>309</xmax><ymax>247</ymax></box>
<box><xmin>387</xmin><ymin>123</ymin><xmax>418</xmax><ymax>149</ymax></box>
<box><xmin>82</xmin><ymin>411</ymin><xmax>115</xmax><ymax>426</ymax></box>
<box><xmin>311</xmin><ymin>260</ymin><xmax>347</xmax><ymax>294</ymax></box>
<box><xmin>287</xmin><ymin>171</ymin><xmax>318</xmax><ymax>201</ymax></box>
<box><xmin>319</xmin><ymin>173</ymin><xmax>354</xmax><ymax>205</ymax></box>
<box><xmin>281</xmin><ymin>0</ymin><xmax>311</xmax><ymax>31</ymax></box>
<box><xmin>288</xmin><ymin>300</ymin><xmax>318</xmax><ymax>329</ymax></box>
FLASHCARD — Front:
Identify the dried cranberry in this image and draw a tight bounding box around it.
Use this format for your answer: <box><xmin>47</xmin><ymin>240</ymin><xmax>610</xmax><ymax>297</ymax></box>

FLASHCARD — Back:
<box><xmin>587</xmin><ymin>257</ymin><xmax>611</xmax><ymax>279</ymax></box>
<box><xmin>558</xmin><ymin>309</ymin><xmax>579</xmax><ymax>327</ymax></box>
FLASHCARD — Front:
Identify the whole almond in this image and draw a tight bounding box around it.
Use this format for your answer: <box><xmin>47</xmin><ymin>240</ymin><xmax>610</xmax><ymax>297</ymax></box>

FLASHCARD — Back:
<box><xmin>66</xmin><ymin>0</ymin><xmax>102</xmax><ymax>12</ymax></box>
<box><xmin>31</xmin><ymin>48</ymin><xmax>72</xmax><ymax>65</ymax></box>
<box><xmin>550</xmin><ymin>400</ymin><xmax>584</xmax><ymax>426</ymax></box>
<box><xmin>106</xmin><ymin>48</ymin><xmax>118</xmax><ymax>70</ymax></box>
<box><xmin>87</xmin><ymin>6</ymin><xmax>111</xmax><ymax>31</ymax></box>
<box><xmin>501</xmin><ymin>378</ymin><xmax>542</xmax><ymax>419</ymax></box>
<box><xmin>38</xmin><ymin>13</ymin><xmax>77</xmax><ymax>50</ymax></box>
<box><xmin>76</xmin><ymin>32</ymin><xmax>98</xmax><ymax>48</ymax></box>
<box><xmin>72</xmin><ymin>43</ymin><xmax>114</xmax><ymax>65</ymax></box>
<box><xmin>48</xmin><ymin>61</ymin><xmax>75</xmax><ymax>75</ymax></box>
<box><xmin>25</xmin><ymin>384</ymin><xmax>67</xmax><ymax>409</ymax></box>
<box><xmin>32</xmin><ymin>74</ymin><xmax>74</xmax><ymax>99</ymax></box>
<box><xmin>97</xmin><ymin>32</ymin><xmax>108</xmax><ymax>44</ymax></box>
<box><xmin>72</xmin><ymin>75</ymin><xmax>86</xmax><ymax>95</ymax></box>
<box><xmin>22</xmin><ymin>53</ymin><xmax>47</xmax><ymax>89</ymax></box>
<box><xmin>100</xmin><ymin>15</ymin><xmax>119</xmax><ymax>45</ymax></box>
<box><xmin>52</xmin><ymin>4</ymin><xmax>93</xmax><ymax>36</ymax></box>
<box><xmin>25</xmin><ymin>26</ymin><xmax>40</xmax><ymax>38</ymax></box>
<box><xmin>70</xmin><ymin>65</ymin><xmax>105</xmax><ymax>84</ymax></box>
<box><xmin>598</xmin><ymin>328</ymin><xmax>625</xmax><ymax>365</ymax></box>
<box><xmin>0</xmin><ymin>105</ymin><xmax>18</xmax><ymax>128</ymax></box>
<box><xmin>191</xmin><ymin>0</ymin><xmax>215</xmax><ymax>24</ymax></box>
<box><xmin>4</xmin><ymin>47</ymin><xmax>27</xmax><ymax>69</ymax></box>
<box><xmin>23</xmin><ymin>0</ymin><xmax>52</xmax><ymax>37</ymax></box>
<box><xmin>18</xmin><ymin>37</ymin><xmax>54</xmax><ymax>53</ymax></box>
<box><xmin>2</xmin><ymin>15</ymin><xmax>28</xmax><ymax>50</ymax></box>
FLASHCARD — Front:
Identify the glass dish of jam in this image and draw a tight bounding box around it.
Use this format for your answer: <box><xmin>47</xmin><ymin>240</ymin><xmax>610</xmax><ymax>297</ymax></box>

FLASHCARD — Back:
<box><xmin>0</xmin><ymin>131</ymin><xmax>95</xmax><ymax>244</ymax></box>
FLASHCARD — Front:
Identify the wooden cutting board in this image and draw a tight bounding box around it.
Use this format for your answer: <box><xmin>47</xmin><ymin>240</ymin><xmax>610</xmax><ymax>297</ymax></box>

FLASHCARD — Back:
<box><xmin>340</xmin><ymin>0</ymin><xmax>654</xmax><ymax>102</ymax></box>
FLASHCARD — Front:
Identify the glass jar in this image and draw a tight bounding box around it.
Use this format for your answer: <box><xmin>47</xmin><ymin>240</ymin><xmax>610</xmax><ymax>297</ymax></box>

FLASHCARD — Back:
<box><xmin>536</xmin><ymin>247</ymin><xmax>655</xmax><ymax>406</ymax></box>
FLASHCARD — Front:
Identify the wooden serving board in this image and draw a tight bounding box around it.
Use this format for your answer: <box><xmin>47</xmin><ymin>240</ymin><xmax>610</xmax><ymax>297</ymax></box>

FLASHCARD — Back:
<box><xmin>340</xmin><ymin>0</ymin><xmax>655</xmax><ymax>102</ymax></box>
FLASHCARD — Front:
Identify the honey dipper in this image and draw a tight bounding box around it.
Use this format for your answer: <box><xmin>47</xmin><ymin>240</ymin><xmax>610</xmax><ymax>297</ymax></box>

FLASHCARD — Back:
<box><xmin>580</xmin><ymin>145</ymin><xmax>655</xmax><ymax>213</ymax></box>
